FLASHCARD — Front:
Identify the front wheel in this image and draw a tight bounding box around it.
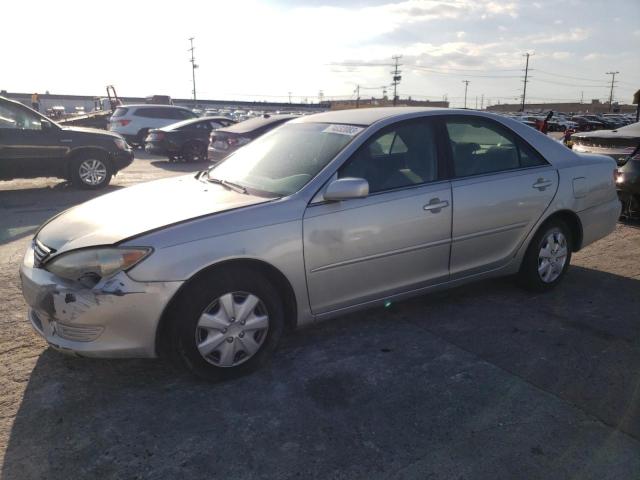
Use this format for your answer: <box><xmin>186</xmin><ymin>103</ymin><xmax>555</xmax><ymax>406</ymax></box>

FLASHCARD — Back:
<box><xmin>70</xmin><ymin>154</ymin><xmax>112</xmax><ymax>189</ymax></box>
<box><xmin>171</xmin><ymin>267</ymin><xmax>284</xmax><ymax>381</ymax></box>
<box><xmin>518</xmin><ymin>219</ymin><xmax>572</xmax><ymax>292</ymax></box>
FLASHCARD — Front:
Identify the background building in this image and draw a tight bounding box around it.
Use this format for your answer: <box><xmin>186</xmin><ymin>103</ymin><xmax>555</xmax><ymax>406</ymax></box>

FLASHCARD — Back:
<box><xmin>486</xmin><ymin>99</ymin><xmax>636</xmax><ymax>114</ymax></box>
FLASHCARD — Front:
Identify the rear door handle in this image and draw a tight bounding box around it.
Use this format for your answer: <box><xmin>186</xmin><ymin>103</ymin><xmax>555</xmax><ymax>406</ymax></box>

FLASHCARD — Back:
<box><xmin>532</xmin><ymin>178</ymin><xmax>553</xmax><ymax>191</ymax></box>
<box><xmin>423</xmin><ymin>198</ymin><xmax>449</xmax><ymax>213</ymax></box>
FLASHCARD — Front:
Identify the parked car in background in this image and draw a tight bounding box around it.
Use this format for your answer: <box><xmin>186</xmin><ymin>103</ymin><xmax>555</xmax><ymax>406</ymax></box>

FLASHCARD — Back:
<box><xmin>20</xmin><ymin>108</ymin><xmax>620</xmax><ymax>380</ymax></box>
<box><xmin>108</xmin><ymin>105</ymin><xmax>198</xmax><ymax>146</ymax></box>
<box><xmin>616</xmin><ymin>144</ymin><xmax>640</xmax><ymax>219</ymax></box>
<box><xmin>570</xmin><ymin>116</ymin><xmax>604</xmax><ymax>131</ymax></box>
<box><xmin>572</xmin><ymin>122</ymin><xmax>640</xmax><ymax>165</ymax></box>
<box><xmin>145</xmin><ymin>116</ymin><xmax>236</xmax><ymax>162</ymax></box>
<box><xmin>0</xmin><ymin>96</ymin><xmax>132</xmax><ymax>189</ymax></box>
<box><xmin>208</xmin><ymin>114</ymin><xmax>297</xmax><ymax>161</ymax></box>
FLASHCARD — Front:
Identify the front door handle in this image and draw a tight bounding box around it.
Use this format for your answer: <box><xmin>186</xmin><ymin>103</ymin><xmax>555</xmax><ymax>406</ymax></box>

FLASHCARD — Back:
<box><xmin>423</xmin><ymin>198</ymin><xmax>449</xmax><ymax>213</ymax></box>
<box><xmin>532</xmin><ymin>178</ymin><xmax>553</xmax><ymax>191</ymax></box>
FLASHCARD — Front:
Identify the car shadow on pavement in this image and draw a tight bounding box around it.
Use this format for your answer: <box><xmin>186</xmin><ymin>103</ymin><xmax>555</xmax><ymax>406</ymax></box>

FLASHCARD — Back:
<box><xmin>0</xmin><ymin>184</ymin><xmax>124</xmax><ymax>246</ymax></box>
<box><xmin>2</xmin><ymin>266</ymin><xmax>639</xmax><ymax>479</ymax></box>
<box><xmin>149</xmin><ymin>160</ymin><xmax>210</xmax><ymax>173</ymax></box>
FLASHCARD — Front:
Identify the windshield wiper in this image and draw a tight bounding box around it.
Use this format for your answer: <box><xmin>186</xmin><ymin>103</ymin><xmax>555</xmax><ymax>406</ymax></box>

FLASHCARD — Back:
<box><xmin>206</xmin><ymin>176</ymin><xmax>247</xmax><ymax>194</ymax></box>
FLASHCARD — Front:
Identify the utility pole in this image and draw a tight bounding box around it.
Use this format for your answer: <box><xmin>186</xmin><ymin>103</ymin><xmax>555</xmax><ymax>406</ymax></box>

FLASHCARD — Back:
<box><xmin>288</xmin><ymin>91</ymin><xmax>292</xmax><ymax>103</ymax></box>
<box><xmin>318</xmin><ymin>90</ymin><xmax>324</xmax><ymax>104</ymax></box>
<box><xmin>475</xmin><ymin>96</ymin><xmax>478</xmax><ymax>109</ymax></box>
<box><xmin>462</xmin><ymin>80</ymin><xmax>470</xmax><ymax>108</ymax></box>
<box><xmin>188</xmin><ymin>37</ymin><xmax>198</xmax><ymax>107</ymax></box>
<box><xmin>521</xmin><ymin>52</ymin><xmax>532</xmax><ymax>112</ymax></box>
<box><xmin>391</xmin><ymin>55</ymin><xmax>402</xmax><ymax>106</ymax></box>
<box><xmin>606</xmin><ymin>71</ymin><xmax>619</xmax><ymax>112</ymax></box>
<box><xmin>480</xmin><ymin>94</ymin><xmax>484</xmax><ymax>110</ymax></box>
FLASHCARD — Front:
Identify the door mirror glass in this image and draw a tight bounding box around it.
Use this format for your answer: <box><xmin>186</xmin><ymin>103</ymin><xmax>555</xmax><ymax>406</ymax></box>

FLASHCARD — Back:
<box><xmin>324</xmin><ymin>177</ymin><xmax>369</xmax><ymax>201</ymax></box>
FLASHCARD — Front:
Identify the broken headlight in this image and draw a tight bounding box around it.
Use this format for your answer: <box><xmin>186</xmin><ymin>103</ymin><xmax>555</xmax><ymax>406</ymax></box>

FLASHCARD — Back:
<box><xmin>44</xmin><ymin>247</ymin><xmax>151</xmax><ymax>282</ymax></box>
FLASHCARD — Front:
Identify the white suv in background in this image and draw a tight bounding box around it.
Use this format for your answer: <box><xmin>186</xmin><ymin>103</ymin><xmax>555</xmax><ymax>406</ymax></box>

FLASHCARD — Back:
<box><xmin>108</xmin><ymin>105</ymin><xmax>198</xmax><ymax>146</ymax></box>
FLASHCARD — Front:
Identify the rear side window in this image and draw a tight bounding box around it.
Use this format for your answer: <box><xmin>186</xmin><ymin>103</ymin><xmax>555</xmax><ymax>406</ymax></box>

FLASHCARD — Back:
<box><xmin>134</xmin><ymin>107</ymin><xmax>192</xmax><ymax>119</ymax></box>
<box><xmin>112</xmin><ymin>107</ymin><xmax>128</xmax><ymax>117</ymax></box>
<box><xmin>445</xmin><ymin>118</ymin><xmax>547</xmax><ymax>177</ymax></box>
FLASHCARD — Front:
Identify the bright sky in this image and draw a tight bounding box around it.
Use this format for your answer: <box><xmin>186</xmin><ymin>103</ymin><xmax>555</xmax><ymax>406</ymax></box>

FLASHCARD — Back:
<box><xmin>3</xmin><ymin>0</ymin><xmax>639</xmax><ymax>107</ymax></box>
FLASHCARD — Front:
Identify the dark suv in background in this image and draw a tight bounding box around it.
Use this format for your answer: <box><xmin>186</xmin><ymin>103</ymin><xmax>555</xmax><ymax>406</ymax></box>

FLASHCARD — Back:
<box><xmin>0</xmin><ymin>96</ymin><xmax>133</xmax><ymax>188</ymax></box>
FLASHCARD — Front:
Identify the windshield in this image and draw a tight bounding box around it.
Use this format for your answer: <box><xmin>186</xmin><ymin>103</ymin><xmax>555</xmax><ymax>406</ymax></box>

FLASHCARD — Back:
<box><xmin>207</xmin><ymin>122</ymin><xmax>363</xmax><ymax>196</ymax></box>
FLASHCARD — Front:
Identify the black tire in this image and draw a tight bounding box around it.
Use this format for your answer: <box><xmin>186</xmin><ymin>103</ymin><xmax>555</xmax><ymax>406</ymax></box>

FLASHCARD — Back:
<box><xmin>182</xmin><ymin>141</ymin><xmax>207</xmax><ymax>162</ymax></box>
<box><xmin>136</xmin><ymin>129</ymin><xmax>149</xmax><ymax>148</ymax></box>
<box><xmin>70</xmin><ymin>152</ymin><xmax>112</xmax><ymax>189</ymax></box>
<box><xmin>518</xmin><ymin>219</ymin><xmax>572</xmax><ymax>292</ymax></box>
<box><xmin>170</xmin><ymin>267</ymin><xmax>284</xmax><ymax>381</ymax></box>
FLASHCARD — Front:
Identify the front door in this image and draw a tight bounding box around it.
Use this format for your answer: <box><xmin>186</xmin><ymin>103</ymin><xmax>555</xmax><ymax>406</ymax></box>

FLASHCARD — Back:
<box><xmin>303</xmin><ymin>118</ymin><xmax>452</xmax><ymax>314</ymax></box>
<box><xmin>443</xmin><ymin>116</ymin><xmax>558</xmax><ymax>278</ymax></box>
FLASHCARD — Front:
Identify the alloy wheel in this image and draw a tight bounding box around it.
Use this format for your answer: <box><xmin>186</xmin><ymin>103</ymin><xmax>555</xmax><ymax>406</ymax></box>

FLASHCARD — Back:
<box><xmin>537</xmin><ymin>229</ymin><xmax>568</xmax><ymax>283</ymax></box>
<box><xmin>78</xmin><ymin>159</ymin><xmax>107</xmax><ymax>186</ymax></box>
<box><xmin>195</xmin><ymin>292</ymin><xmax>269</xmax><ymax>367</ymax></box>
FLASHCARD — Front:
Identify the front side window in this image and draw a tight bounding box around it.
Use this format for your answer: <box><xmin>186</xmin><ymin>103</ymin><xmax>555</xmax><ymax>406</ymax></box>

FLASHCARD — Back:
<box><xmin>339</xmin><ymin>119</ymin><xmax>438</xmax><ymax>193</ymax></box>
<box><xmin>0</xmin><ymin>103</ymin><xmax>42</xmax><ymax>130</ymax></box>
<box><xmin>207</xmin><ymin>122</ymin><xmax>361</xmax><ymax>196</ymax></box>
<box><xmin>446</xmin><ymin>118</ymin><xmax>546</xmax><ymax>177</ymax></box>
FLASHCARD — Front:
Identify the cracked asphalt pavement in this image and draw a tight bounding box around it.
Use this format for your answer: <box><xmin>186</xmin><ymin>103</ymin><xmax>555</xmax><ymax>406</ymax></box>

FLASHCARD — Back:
<box><xmin>1</xmin><ymin>153</ymin><xmax>639</xmax><ymax>479</ymax></box>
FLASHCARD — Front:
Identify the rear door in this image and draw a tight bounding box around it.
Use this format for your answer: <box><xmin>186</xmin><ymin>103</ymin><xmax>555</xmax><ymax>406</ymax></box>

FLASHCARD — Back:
<box><xmin>443</xmin><ymin>115</ymin><xmax>558</xmax><ymax>278</ymax></box>
<box><xmin>303</xmin><ymin>118</ymin><xmax>452</xmax><ymax>314</ymax></box>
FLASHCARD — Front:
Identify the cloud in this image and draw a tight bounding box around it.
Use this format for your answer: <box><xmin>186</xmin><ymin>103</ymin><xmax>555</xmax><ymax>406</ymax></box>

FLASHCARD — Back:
<box><xmin>456</xmin><ymin>31</ymin><xmax>466</xmax><ymax>39</ymax></box>
<box><xmin>528</xmin><ymin>28</ymin><xmax>589</xmax><ymax>44</ymax></box>
<box><xmin>583</xmin><ymin>53</ymin><xmax>604</xmax><ymax>61</ymax></box>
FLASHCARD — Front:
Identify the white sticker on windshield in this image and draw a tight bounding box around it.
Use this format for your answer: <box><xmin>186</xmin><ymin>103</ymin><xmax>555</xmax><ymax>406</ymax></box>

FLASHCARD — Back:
<box><xmin>322</xmin><ymin>124</ymin><xmax>364</xmax><ymax>136</ymax></box>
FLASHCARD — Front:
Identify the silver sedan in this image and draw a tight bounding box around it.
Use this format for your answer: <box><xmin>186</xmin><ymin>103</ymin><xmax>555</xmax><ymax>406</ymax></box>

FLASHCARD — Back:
<box><xmin>20</xmin><ymin>108</ymin><xmax>621</xmax><ymax>380</ymax></box>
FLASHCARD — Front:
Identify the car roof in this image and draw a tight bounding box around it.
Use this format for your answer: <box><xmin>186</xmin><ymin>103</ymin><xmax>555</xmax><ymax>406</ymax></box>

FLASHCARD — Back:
<box><xmin>161</xmin><ymin>116</ymin><xmax>235</xmax><ymax>131</ymax></box>
<box><xmin>117</xmin><ymin>104</ymin><xmax>192</xmax><ymax>110</ymax></box>
<box><xmin>295</xmin><ymin>107</ymin><xmax>446</xmax><ymax>126</ymax></box>
<box><xmin>217</xmin><ymin>114</ymin><xmax>297</xmax><ymax>134</ymax></box>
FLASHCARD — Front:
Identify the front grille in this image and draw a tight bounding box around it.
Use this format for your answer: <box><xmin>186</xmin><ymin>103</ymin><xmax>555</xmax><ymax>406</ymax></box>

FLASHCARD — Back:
<box><xmin>33</xmin><ymin>239</ymin><xmax>55</xmax><ymax>268</ymax></box>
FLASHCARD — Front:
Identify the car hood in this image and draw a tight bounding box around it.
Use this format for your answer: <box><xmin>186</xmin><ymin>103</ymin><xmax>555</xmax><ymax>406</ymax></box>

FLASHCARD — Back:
<box><xmin>36</xmin><ymin>174</ymin><xmax>270</xmax><ymax>253</ymax></box>
<box><xmin>61</xmin><ymin>125</ymin><xmax>123</xmax><ymax>138</ymax></box>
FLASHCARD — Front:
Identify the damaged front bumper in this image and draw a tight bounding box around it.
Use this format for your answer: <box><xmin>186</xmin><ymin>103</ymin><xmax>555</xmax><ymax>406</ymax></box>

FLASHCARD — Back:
<box><xmin>19</xmin><ymin>244</ymin><xmax>183</xmax><ymax>358</ymax></box>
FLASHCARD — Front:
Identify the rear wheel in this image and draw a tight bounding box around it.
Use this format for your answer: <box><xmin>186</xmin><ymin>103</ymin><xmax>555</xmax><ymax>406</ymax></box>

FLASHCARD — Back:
<box><xmin>518</xmin><ymin>219</ymin><xmax>572</xmax><ymax>291</ymax></box>
<box><xmin>171</xmin><ymin>267</ymin><xmax>284</xmax><ymax>381</ymax></box>
<box><xmin>136</xmin><ymin>129</ymin><xmax>149</xmax><ymax>148</ymax></box>
<box><xmin>182</xmin><ymin>141</ymin><xmax>207</xmax><ymax>162</ymax></box>
<box><xmin>70</xmin><ymin>153</ymin><xmax>112</xmax><ymax>189</ymax></box>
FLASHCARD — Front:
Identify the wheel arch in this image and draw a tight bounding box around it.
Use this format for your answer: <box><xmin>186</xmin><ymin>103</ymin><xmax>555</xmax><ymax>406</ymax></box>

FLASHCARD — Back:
<box><xmin>155</xmin><ymin>258</ymin><xmax>298</xmax><ymax>358</ymax></box>
<box><xmin>539</xmin><ymin>209</ymin><xmax>584</xmax><ymax>252</ymax></box>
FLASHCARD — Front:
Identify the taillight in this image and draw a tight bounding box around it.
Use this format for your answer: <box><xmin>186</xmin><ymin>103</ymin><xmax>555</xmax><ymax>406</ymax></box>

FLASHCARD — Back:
<box><xmin>115</xmin><ymin>119</ymin><xmax>131</xmax><ymax>126</ymax></box>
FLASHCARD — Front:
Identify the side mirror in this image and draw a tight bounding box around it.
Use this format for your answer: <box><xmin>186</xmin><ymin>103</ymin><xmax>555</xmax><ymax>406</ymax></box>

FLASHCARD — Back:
<box><xmin>324</xmin><ymin>177</ymin><xmax>369</xmax><ymax>201</ymax></box>
<box><xmin>41</xmin><ymin>120</ymin><xmax>53</xmax><ymax>131</ymax></box>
